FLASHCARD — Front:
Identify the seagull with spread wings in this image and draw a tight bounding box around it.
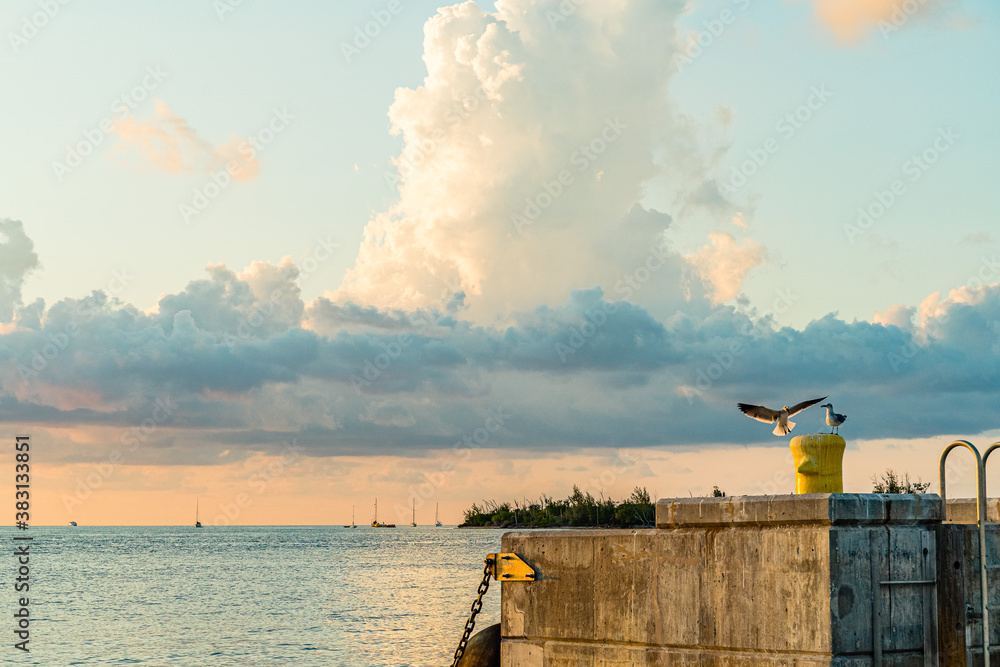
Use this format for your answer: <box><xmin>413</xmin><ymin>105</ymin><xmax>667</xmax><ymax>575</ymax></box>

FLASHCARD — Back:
<box><xmin>737</xmin><ymin>396</ymin><xmax>827</xmax><ymax>436</ymax></box>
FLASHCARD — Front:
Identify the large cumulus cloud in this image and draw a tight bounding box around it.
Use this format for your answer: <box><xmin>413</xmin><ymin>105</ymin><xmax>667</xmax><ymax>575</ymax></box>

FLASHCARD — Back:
<box><xmin>330</xmin><ymin>0</ymin><xmax>749</xmax><ymax>321</ymax></box>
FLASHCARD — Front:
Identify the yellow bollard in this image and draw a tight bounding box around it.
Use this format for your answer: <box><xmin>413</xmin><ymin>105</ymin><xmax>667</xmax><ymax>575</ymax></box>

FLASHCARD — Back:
<box><xmin>789</xmin><ymin>433</ymin><xmax>846</xmax><ymax>493</ymax></box>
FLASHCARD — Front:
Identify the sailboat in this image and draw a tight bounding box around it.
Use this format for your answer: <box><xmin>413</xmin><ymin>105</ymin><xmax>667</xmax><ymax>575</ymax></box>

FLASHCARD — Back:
<box><xmin>371</xmin><ymin>499</ymin><xmax>395</xmax><ymax>528</ymax></box>
<box><xmin>195</xmin><ymin>499</ymin><xmax>202</xmax><ymax>528</ymax></box>
<box><xmin>410</xmin><ymin>499</ymin><xmax>417</xmax><ymax>527</ymax></box>
<box><xmin>435</xmin><ymin>502</ymin><xmax>443</xmax><ymax>527</ymax></box>
<box><xmin>343</xmin><ymin>506</ymin><xmax>356</xmax><ymax>529</ymax></box>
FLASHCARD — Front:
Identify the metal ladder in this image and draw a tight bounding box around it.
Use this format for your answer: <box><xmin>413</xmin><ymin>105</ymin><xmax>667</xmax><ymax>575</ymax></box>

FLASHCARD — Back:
<box><xmin>940</xmin><ymin>439</ymin><xmax>1000</xmax><ymax>667</ymax></box>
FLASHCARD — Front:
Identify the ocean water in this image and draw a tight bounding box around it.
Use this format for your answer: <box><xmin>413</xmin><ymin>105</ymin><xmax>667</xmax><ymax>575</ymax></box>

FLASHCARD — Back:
<box><xmin>5</xmin><ymin>526</ymin><xmax>505</xmax><ymax>665</ymax></box>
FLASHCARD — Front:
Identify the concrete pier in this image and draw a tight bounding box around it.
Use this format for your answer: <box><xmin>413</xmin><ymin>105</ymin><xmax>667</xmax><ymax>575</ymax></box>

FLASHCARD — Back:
<box><xmin>500</xmin><ymin>494</ymin><xmax>1000</xmax><ymax>666</ymax></box>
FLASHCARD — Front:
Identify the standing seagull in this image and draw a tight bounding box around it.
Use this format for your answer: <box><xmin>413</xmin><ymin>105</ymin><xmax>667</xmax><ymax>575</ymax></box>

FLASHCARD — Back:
<box><xmin>737</xmin><ymin>396</ymin><xmax>827</xmax><ymax>436</ymax></box>
<box><xmin>820</xmin><ymin>403</ymin><xmax>847</xmax><ymax>434</ymax></box>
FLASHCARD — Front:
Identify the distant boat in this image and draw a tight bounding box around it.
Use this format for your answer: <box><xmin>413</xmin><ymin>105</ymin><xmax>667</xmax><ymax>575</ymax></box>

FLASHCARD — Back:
<box><xmin>69</xmin><ymin>521</ymin><xmax>77</xmax><ymax>526</ymax></box>
<box><xmin>344</xmin><ymin>506</ymin><xmax>356</xmax><ymax>529</ymax></box>
<box><xmin>410</xmin><ymin>499</ymin><xmax>417</xmax><ymax>527</ymax></box>
<box><xmin>435</xmin><ymin>502</ymin><xmax>443</xmax><ymax>528</ymax></box>
<box><xmin>371</xmin><ymin>499</ymin><xmax>395</xmax><ymax>528</ymax></box>
<box><xmin>195</xmin><ymin>499</ymin><xmax>202</xmax><ymax>528</ymax></box>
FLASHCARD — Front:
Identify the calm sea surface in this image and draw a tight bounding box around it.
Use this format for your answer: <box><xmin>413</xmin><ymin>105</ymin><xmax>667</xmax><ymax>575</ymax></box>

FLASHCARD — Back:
<box><xmin>3</xmin><ymin>526</ymin><xmax>505</xmax><ymax>665</ymax></box>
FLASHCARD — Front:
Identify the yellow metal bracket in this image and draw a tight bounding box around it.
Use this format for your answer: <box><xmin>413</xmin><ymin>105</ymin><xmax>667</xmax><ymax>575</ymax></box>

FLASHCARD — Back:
<box><xmin>486</xmin><ymin>553</ymin><xmax>536</xmax><ymax>581</ymax></box>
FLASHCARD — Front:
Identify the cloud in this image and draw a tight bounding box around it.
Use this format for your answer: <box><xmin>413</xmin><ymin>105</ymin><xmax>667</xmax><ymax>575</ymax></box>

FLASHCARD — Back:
<box><xmin>330</xmin><ymin>0</ymin><xmax>736</xmax><ymax>322</ymax></box>
<box><xmin>155</xmin><ymin>259</ymin><xmax>303</xmax><ymax>339</ymax></box>
<box><xmin>359</xmin><ymin>401</ymin><xmax>417</xmax><ymax>428</ymax></box>
<box><xmin>812</xmin><ymin>0</ymin><xmax>948</xmax><ymax>42</ymax></box>
<box><xmin>873</xmin><ymin>303</ymin><xmax>915</xmax><ymax>332</ymax></box>
<box><xmin>4</xmin><ymin>239</ymin><xmax>1000</xmax><ymax>467</ymax></box>
<box><xmin>112</xmin><ymin>100</ymin><xmax>258</xmax><ymax>179</ymax></box>
<box><xmin>0</xmin><ymin>219</ymin><xmax>40</xmax><ymax>325</ymax></box>
<box><xmin>684</xmin><ymin>231</ymin><xmax>767</xmax><ymax>303</ymax></box>
<box><xmin>681</xmin><ymin>179</ymin><xmax>742</xmax><ymax>217</ymax></box>
<box><xmin>961</xmin><ymin>231</ymin><xmax>992</xmax><ymax>245</ymax></box>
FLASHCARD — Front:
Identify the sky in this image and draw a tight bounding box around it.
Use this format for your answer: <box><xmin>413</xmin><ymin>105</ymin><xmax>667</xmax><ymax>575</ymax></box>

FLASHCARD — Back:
<box><xmin>2</xmin><ymin>0</ymin><xmax>999</xmax><ymax>526</ymax></box>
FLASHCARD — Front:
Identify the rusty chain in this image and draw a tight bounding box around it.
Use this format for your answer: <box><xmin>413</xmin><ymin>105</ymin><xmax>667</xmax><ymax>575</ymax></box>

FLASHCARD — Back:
<box><xmin>450</xmin><ymin>556</ymin><xmax>494</xmax><ymax>667</ymax></box>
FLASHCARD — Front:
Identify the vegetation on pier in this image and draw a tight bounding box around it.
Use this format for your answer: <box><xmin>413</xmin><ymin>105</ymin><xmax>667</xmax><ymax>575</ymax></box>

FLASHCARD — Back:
<box><xmin>460</xmin><ymin>486</ymin><xmax>655</xmax><ymax>528</ymax></box>
<box><xmin>871</xmin><ymin>469</ymin><xmax>930</xmax><ymax>494</ymax></box>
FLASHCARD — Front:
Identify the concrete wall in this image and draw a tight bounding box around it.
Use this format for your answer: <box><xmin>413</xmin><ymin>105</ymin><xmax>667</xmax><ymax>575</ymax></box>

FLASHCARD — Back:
<box><xmin>944</xmin><ymin>498</ymin><xmax>1000</xmax><ymax>524</ymax></box>
<box><xmin>500</xmin><ymin>494</ymin><xmax>974</xmax><ymax>666</ymax></box>
<box><xmin>935</xmin><ymin>521</ymin><xmax>1000</xmax><ymax>665</ymax></box>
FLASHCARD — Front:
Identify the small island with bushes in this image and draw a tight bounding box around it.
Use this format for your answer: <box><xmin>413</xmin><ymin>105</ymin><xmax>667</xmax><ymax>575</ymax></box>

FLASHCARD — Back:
<box><xmin>460</xmin><ymin>485</ymin><xmax>657</xmax><ymax>528</ymax></box>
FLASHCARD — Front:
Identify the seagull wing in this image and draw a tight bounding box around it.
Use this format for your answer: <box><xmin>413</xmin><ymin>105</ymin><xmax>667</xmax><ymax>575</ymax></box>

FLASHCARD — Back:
<box><xmin>786</xmin><ymin>396</ymin><xmax>828</xmax><ymax>417</ymax></box>
<box><xmin>738</xmin><ymin>403</ymin><xmax>780</xmax><ymax>424</ymax></box>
